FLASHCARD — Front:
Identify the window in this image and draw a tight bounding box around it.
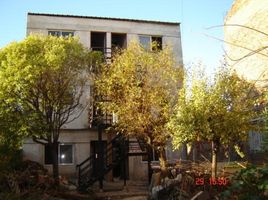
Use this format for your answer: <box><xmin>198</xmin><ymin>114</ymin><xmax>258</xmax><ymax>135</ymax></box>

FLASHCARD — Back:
<box><xmin>44</xmin><ymin>144</ymin><xmax>74</xmax><ymax>165</ymax></box>
<box><xmin>48</xmin><ymin>30</ymin><xmax>74</xmax><ymax>37</ymax></box>
<box><xmin>91</xmin><ymin>32</ymin><xmax>106</xmax><ymax>52</ymax></box>
<box><xmin>139</xmin><ymin>35</ymin><xmax>151</xmax><ymax>50</ymax></box>
<box><xmin>59</xmin><ymin>145</ymin><xmax>73</xmax><ymax>164</ymax></box>
<box><xmin>152</xmin><ymin>37</ymin><xmax>162</xmax><ymax>51</ymax></box>
<box><xmin>139</xmin><ymin>35</ymin><xmax>162</xmax><ymax>51</ymax></box>
<box><xmin>142</xmin><ymin>148</ymin><xmax>160</xmax><ymax>162</ymax></box>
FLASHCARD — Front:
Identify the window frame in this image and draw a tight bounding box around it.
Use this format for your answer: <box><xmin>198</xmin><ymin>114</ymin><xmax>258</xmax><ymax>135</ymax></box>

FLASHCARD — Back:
<box><xmin>48</xmin><ymin>30</ymin><xmax>74</xmax><ymax>37</ymax></box>
<box><xmin>59</xmin><ymin>144</ymin><xmax>74</xmax><ymax>165</ymax></box>
<box><xmin>138</xmin><ymin>35</ymin><xmax>163</xmax><ymax>51</ymax></box>
<box><xmin>139</xmin><ymin>35</ymin><xmax>151</xmax><ymax>50</ymax></box>
<box><xmin>44</xmin><ymin>143</ymin><xmax>74</xmax><ymax>166</ymax></box>
<box><xmin>141</xmin><ymin>148</ymin><xmax>160</xmax><ymax>163</ymax></box>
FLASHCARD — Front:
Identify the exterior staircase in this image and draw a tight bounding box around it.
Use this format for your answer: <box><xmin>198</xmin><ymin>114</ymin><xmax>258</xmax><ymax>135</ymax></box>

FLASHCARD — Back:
<box><xmin>78</xmin><ymin>47</ymin><xmax>148</xmax><ymax>192</ymax></box>
<box><xmin>76</xmin><ymin>134</ymin><xmax>147</xmax><ymax>192</ymax></box>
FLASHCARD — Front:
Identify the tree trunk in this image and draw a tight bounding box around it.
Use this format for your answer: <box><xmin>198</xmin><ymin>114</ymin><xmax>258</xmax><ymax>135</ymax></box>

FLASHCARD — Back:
<box><xmin>192</xmin><ymin>142</ymin><xmax>198</xmax><ymax>162</ymax></box>
<box><xmin>211</xmin><ymin>140</ymin><xmax>218</xmax><ymax>178</ymax></box>
<box><xmin>159</xmin><ymin>148</ymin><xmax>168</xmax><ymax>177</ymax></box>
<box><xmin>51</xmin><ymin>142</ymin><xmax>59</xmax><ymax>186</ymax></box>
<box><xmin>181</xmin><ymin>143</ymin><xmax>187</xmax><ymax>160</ymax></box>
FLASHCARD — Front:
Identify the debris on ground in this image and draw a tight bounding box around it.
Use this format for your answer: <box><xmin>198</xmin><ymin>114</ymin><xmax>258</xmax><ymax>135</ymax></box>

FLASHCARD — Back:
<box><xmin>149</xmin><ymin>161</ymin><xmax>231</xmax><ymax>200</ymax></box>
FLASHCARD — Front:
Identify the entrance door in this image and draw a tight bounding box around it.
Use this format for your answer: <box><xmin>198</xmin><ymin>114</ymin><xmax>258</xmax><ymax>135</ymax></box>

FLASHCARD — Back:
<box><xmin>90</xmin><ymin>141</ymin><xmax>107</xmax><ymax>176</ymax></box>
<box><xmin>112</xmin><ymin>139</ymin><xmax>129</xmax><ymax>179</ymax></box>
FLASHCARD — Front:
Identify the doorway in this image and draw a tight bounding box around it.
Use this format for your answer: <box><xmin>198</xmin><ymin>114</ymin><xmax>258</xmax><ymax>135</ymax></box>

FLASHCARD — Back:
<box><xmin>90</xmin><ymin>141</ymin><xmax>107</xmax><ymax>176</ymax></box>
<box><xmin>112</xmin><ymin>138</ymin><xmax>129</xmax><ymax>179</ymax></box>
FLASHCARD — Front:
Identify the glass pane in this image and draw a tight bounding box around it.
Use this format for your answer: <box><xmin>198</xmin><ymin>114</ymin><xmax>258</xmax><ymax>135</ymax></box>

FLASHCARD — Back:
<box><xmin>60</xmin><ymin>145</ymin><xmax>73</xmax><ymax>164</ymax></box>
<box><xmin>62</xmin><ymin>31</ymin><xmax>74</xmax><ymax>37</ymax></box>
<box><xmin>139</xmin><ymin>36</ymin><xmax>151</xmax><ymax>50</ymax></box>
<box><xmin>48</xmin><ymin>31</ymin><xmax>61</xmax><ymax>37</ymax></box>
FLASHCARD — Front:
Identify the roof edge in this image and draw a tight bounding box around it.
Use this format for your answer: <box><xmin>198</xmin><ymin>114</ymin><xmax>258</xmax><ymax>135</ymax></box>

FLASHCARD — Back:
<box><xmin>225</xmin><ymin>0</ymin><xmax>250</xmax><ymax>22</ymax></box>
<box><xmin>28</xmin><ymin>12</ymin><xmax>180</xmax><ymax>26</ymax></box>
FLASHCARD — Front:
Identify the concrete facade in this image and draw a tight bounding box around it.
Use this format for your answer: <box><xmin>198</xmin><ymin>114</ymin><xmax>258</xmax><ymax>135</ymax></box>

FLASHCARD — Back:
<box><xmin>24</xmin><ymin>13</ymin><xmax>183</xmax><ymax>180</ymax></box>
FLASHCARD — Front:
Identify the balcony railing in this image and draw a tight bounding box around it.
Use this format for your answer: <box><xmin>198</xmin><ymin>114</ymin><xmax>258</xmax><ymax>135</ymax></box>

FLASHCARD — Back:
<box><xmin>88</xmin><ymin>48</ymin><xmax>113</xmax><ymax>127</ymax></box>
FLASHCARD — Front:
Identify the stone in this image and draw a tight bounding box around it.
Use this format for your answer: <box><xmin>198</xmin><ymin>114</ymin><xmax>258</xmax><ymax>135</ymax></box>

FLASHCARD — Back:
<box><xmin>68</xmin><ymin>184</ymin><xmax>77</xmax><ymax>191</ymax></box>
<box><xmin>175</xmin><ymin>173</ymin><xmax>182</xmax><ymax>183</ymax></box>
<box><xmin>151</xmin><ymin>185</ymin><xmax>163</xmax><ymax>200</ymax></box>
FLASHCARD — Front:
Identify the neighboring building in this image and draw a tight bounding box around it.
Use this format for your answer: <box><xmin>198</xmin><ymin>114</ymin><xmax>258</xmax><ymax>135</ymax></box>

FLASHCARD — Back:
<box><xmin>23</xmin><ymin>13</ymin><xmax>183</xmax><ymax>185</ymax></box>
<box><xmin>224</xmin><ymin>0</ymin><xmax>268</xmax><ymax>88</ymax></box>
<box><xmin>224</xmin><ymin>0</ymin><xmax>268</xmax><ymax>152</ymax></box>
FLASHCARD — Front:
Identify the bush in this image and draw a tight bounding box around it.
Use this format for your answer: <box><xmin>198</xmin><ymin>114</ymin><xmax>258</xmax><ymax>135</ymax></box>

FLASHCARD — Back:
<box><xmin>221</xmin><ymin>165</ymin><xmax>268</xmax><ymax>200</ymax></box>
<box><xmin>0</xmin><ymin>145</ymin><xmax>23</xmax><ymax>171</ymax></box>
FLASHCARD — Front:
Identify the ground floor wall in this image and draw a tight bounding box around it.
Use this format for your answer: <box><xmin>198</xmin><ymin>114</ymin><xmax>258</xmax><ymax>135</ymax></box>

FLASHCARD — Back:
<box><xmin>128</xmin><ymin>140</ymin><xmax>182</xmax><ymax>181</ymax></box>
<box><xmin>22</xmin><ymin>130</ymin><xmax>183</xmax><ymax>181</ymax></box>
<box><xmin>22</xmin><ymin>129</ymin><xmax>106</xmax><ymax>177</ymax></box>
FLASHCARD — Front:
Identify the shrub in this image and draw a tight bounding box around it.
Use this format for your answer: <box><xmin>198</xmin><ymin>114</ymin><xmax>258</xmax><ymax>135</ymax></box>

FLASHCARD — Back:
<box><xmin>0</xmin><ymin>145</ymin><xmax>23</xmax><ymax>171</ymax></box>
<box><xmin>221</xmin><ymin>165</ymin><xmax>268</xmax><ymax>200</ymax></box>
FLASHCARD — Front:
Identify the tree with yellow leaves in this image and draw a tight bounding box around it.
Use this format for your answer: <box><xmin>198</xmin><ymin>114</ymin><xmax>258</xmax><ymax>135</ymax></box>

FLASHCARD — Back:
<box><xmin>95</xmin><ymin>41</ymin><xmax>182</xmax><ymax>173</ymax></box>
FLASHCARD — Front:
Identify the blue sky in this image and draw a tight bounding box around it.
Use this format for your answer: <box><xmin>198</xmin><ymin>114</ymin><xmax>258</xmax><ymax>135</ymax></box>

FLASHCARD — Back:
<box><xmin>0</xmin><ymin>0</ymin><xmax>234</xmax><ymax>74</ymax></box>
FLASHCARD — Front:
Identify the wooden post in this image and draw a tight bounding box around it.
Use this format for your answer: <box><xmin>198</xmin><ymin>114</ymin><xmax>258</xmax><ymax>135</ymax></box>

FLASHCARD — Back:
<box><xmin>123</xmin><ymin>138</ymin><xmax>127</xmax><ymax>188</ymax></box>
<box><xmin>78</xmin><ymin>166</ymin><xmax>81</xmax><ymax>187</ymax></box>
<box><xmin>98</xmin><ymin>124</ymin><xmax>103</xmax><ymax>191</ymax></box>
<box><xmin>147</xmin><ymin>145</ymin><xmax>152</xmax><ymax>184</ymax></box>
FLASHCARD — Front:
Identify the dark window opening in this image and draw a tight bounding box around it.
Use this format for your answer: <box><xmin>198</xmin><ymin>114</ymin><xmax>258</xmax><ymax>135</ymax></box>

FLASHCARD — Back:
<box><xmin>91</xmin><ymin>32</ymin><xmax>106</xmax><ymax>53</ymax></box>
<box><xmin>152</xmin><ymin>37</ymin><xmax>162</xmax><ymax>51</ymax></box>
<box><xmin>142</xmin><ymin>148</ymin><xmax>160</xmax><ymax>162</ymax></box>
<box><xmin>112</xmin><ymin>33</ymin><xmax>127</xmax><ymax>50</ymax></box>
<box><xmin>44</xmin><ymin>144</ymin><xmax>73</xmax><ymax>165</ymax></box>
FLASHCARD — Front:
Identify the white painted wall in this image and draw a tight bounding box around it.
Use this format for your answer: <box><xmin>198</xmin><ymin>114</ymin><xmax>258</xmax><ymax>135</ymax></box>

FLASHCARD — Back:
<box><xmin>25</xmin><ymin>13</ymin><xmax>184</xmax><ymax>178</ymax></box>
<box><xmin>23</xmin><ymin>130</ymin><xmax>108</xmax><ymax>176</ymax></box>
<box><xmin>27</xmin><ymin>13</ymin><xmax>183</xmax><ymax>130</ymax></box>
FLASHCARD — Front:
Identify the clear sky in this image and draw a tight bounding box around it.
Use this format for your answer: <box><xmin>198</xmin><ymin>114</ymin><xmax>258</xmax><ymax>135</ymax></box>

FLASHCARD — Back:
<box><xmin>0</xmin><ymin>0</ymin><xmax>234</xmax><ymax>74</ymax></box>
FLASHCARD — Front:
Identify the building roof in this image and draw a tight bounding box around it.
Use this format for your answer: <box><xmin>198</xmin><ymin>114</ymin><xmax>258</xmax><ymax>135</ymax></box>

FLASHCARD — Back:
<box><xmin>28</xmin><ymin>12</ymin><xmax>180</xmax><ymax>26</ymax></box>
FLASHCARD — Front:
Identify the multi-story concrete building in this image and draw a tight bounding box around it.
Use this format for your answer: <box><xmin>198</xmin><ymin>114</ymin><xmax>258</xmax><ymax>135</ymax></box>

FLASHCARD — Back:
<box><xmin>23</xmin><ymin>12</ymin><xmax>183</xmax><ymax>186</ymax></box>
<box><xmin>224</xmin><ymin>0</ymin><xmax>268</xmax><ymax>152</ymax></box>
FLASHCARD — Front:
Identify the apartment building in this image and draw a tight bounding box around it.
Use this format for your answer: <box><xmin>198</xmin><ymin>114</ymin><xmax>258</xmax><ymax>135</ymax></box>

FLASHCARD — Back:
<box><xmin>23</xmin><ymin>12</ymin><xmax>183</xmax><ymax>186</ymax></box>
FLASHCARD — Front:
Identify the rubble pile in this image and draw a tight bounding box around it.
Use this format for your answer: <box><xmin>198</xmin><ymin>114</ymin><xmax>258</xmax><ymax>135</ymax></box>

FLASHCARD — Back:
<box><xmin>0</xmin><ymin>160</ymin><xmax>77</xmax><ymax>199</ymax></box>
<box><xmin>0</xmin><ymin>160</ymin><xmax>51</xmax><ymax>193</ymax></box>
<box><xmin>149</xmin><ymin>161</ymin><xmax>227</xmax><ymax>200</ymax></box>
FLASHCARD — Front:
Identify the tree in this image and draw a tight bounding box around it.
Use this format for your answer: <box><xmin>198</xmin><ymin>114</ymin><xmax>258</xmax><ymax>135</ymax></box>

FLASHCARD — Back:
<box><xmin>0</xmin><ymin>101</ymin><xmax>28</xmax><ymax>170</ymax></box>
<box><xmin>0</xmin><ymin>35</ymin><xmax>103</xmax><ymax>185</ymax></box>
<box><xmin>168</xmin><ymin>65</ymin><xmax>261</xmax><ymax>178</ymax></box>
<box><xmin>262</xmin><ymin>105</ymin><xmax>268</xmax><ymax>152</ymax></box>
<box><xmin>95</xmin><ymin>41</ymin><xmax>182</xmax><ymax>173</ymax></box>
